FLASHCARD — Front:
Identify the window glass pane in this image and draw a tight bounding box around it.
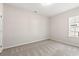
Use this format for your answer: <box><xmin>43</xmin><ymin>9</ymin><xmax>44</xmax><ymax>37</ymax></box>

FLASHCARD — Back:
<box><xmin>76</xmin><ymin>28</ymin><xmax>79</xmax><ymax>31</ymax></box>
<box><xmin>69</xmin><ymin>16</ymin><xmax>79</xmax><ymax>37</ymax></box>
<box><xmin>74</xmin><ymin>32</ymin><xmax>78</xmax><ymax>36</ymax></box>
<box><xmin>69</xmin><ymin>31</ymin><xmax>74</xmax><ymax>37</ymax></box>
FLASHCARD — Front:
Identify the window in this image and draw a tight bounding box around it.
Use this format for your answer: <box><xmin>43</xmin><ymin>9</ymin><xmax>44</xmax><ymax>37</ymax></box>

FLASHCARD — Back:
<box><xmin>69</xmin><ymin>16</ymin><xmax>79</xmax><ymax>37</ymax></box>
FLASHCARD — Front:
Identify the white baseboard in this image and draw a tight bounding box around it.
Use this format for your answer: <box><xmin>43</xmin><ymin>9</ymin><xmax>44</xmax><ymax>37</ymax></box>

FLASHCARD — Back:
<box><xmin>3</xmin><ymin>38</ymin><xmax>48</xmax><ymax>49</ymax></box>
<box><xmin>50</xmin><ymin>38</ymin><xmax>79</xmax><ymax>48</ymax></box>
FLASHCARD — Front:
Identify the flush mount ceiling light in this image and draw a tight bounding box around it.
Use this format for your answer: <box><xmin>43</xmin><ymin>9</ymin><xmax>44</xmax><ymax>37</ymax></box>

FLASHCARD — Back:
<box><xmin>41</xmin><ymin>2</ymin><xmax>54</xmax><ymax>6</ymax></box>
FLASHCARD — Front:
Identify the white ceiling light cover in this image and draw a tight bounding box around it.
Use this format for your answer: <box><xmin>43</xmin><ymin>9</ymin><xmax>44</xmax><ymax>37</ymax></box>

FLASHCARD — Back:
<box><xmin>41</xmin><ymin>2</ymin><xmax>54</xmax><ymax>6</ymax></box>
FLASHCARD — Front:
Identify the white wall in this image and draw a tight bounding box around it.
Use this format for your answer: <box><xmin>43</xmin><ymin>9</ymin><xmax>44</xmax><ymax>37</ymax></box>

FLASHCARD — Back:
<box><xmin>3</xmin><ymin>4</ymin><xmax>49</xmax><ymax>49</ymax></box>
<box><xmin>0</xmin><ymin>3</ymin><xmax>3</xmax><ymax>47</ymax></box>
<box><xmin>50</xmin><ymin>7</ymin><xmax>79</xmax><ymax>47</ymax></box>
<box><xmin>0</xmin><ymin>4</ymin><xmax>3</xmax><ymax>15</ymax></box>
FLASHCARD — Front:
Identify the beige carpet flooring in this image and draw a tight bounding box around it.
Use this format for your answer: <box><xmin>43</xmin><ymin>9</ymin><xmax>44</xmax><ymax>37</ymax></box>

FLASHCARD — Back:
<box><xmin>0</xmin><ymin>39</ymin><xmax>79</xmax><ymax>56</ymax></box>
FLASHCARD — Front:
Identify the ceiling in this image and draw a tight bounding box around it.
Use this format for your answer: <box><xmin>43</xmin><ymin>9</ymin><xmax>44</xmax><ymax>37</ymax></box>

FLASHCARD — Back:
<box><xmin>7</xmin><ymin>3</ymin><xmax>79</xmax><ymax>17</ymax></box>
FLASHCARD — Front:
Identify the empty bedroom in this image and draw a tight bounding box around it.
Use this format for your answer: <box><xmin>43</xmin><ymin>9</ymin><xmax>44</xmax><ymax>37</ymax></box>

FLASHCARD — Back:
<box><xmin>0</xmin><ymin>3</ymin><xmax>79</xmax><ymax>56</ymax></box>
